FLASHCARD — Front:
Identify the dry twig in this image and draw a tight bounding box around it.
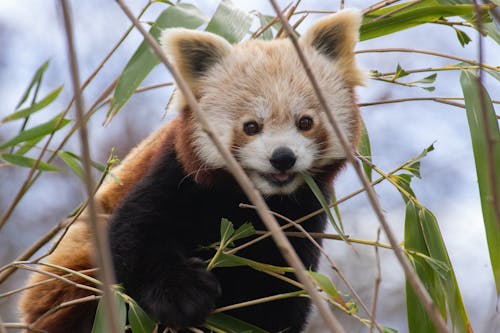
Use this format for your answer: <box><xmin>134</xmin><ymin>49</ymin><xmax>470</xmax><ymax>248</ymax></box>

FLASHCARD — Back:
<box><xmin>59</xmin><ymin>1</ymin><xmax>120</xmax><ymax>332</ymax></box>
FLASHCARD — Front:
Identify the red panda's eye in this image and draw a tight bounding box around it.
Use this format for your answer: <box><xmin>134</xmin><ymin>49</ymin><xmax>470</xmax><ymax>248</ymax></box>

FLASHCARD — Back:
<box><xmin>243</xmin><ymin>121</ymin><xmax>260</xmax><ymax>136</ymax></box>
<box><xmin>297</xmin><ymin>116</ymin><xmax>313</xmax><ymax>131</ymax></box>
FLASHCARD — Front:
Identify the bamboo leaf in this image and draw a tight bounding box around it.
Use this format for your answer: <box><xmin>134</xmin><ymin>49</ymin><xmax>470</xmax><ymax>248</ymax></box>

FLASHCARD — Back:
<box><xmin>0</xmin><ymin>114</ymin><xmax>70</xmax><ymax>149</ymax></box>
<box><xmin>14</xmin><ymin>137</ymin><xmax>44</xmax><ymax>156</ymax></box>
<box><xmin>330</xmin><ymin>187</ymin><xmax>344</xmax><ymax>232</ymax></box>
<box><xmin>256</xmin><ymin>13</ymin><xmax>274</xmax><ymax>40</ymax></box>
<box><xmin>58</xmin><ymin>151</ymin><xmax>84</xmax><ymax>179</ymax></box>
<box><xmin>206</xmin><ymin>313</ymin><xmax>268</xmax><ymax>333</ymax></box>
<box><xmin>454</xmin><ymin>27</ymin><xmax>472</xmax><ymax>47</ymax></box>
<box><xmin>405</xmin><ymin>199</ymin><xmax>473</xmax><ymax>333</ymax></box>
<box><xmin>2</xmin><ymin>85</ymin><xmax>64</xmax><ymax>123</ymax></box>
<box><xmin>394</xmin><ymin>64</ymin><xmax>410</xmax><ymax>79</ymax></box>
<box><xmin>308</xmin><ymin>271</ymin><xmax>339</xmax><ymax>299</ymax></box>
<box><xmin>405</xmin><ymin>201</ymin><xmax>445</xmax><ymax>333</ymax></box>
<box><xmin>231</xmin><ymin>222</ymin><xmax>256</xmax><ymax>242</ymax></box>
<box><xmin>358</xmin><ymin>120</ymin><xmax>373</xmax><ymax>182</ymax></box>
<box><xmin>214</xmin><ymin>253</ymin><xmax>289</xmax><ymax>274</ymax></box>
<box><xmin>361</xmin><ymin>5</ymin><xmax>486</xmax><ymax>41</ymax></box>
<box><xmin>127</xmin><ymin>298</ymin><xmax>155</xmax><ymax>333</ymax></box>
<box><xmin>220</xmin><ymin>218</ymin><xmax>235</xmax><ymax>244</ymax></box>
<box><xmin>205</xmin><ymin>0</ymin><xmax>253</xmax><ymax>43</ymax></box>
<box><xmin>0</xmin><ymin>153</ymin><xmax>61</xmax><ymax>172</ymax></box>
<box><xmin>460</xmin><ymin>70</ymin><xmax>500</xmax><ymax>293</ymax></box>
<box><xmin>16</xmin><ymin>60</ymin><xmax>50</xmax><ymax>110</ymax></box>
<box><xmin>413</xmin><ymin>73</ymin><xmax>437</xmax><ymax>84</ymax></box>
<box><xmin>301</xmin><ymin>172</ymin><xmax>347</xmax><ymax>239</ymax></box>
<box><xmin>107</xmin><ymin>3</ymin><xmax>207</xmax><ymax>122</ymax></box>
<box><xmin>91</xmin><ymin>294</ymin><xmax>126</xmax><ymax>333</ymax></box>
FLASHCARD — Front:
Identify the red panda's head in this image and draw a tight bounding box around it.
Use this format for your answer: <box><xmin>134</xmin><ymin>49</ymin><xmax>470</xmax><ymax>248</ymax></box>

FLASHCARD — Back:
<box><xmin>161</xmin><ymin>9</ymin><xmax>364</xmax><ymax>195</ymax></box>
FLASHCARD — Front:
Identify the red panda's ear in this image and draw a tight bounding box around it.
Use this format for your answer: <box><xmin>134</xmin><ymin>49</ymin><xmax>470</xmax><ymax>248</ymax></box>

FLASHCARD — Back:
<box><xmin>161</xmin><ymin>29</ymin><xmax>233</xmax><ymax>96</ymax></box>
<box><xmin>302</xmin><ymin>9</ymin><xmax>364</xmax><ymax>85</ymax></box>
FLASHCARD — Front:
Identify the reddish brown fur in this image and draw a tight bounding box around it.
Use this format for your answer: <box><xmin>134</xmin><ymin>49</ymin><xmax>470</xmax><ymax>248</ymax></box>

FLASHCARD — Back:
<box><xmin>19</xmin><ymin>124</ymin><xmax>183</xmax><ymax>333</ymax></box>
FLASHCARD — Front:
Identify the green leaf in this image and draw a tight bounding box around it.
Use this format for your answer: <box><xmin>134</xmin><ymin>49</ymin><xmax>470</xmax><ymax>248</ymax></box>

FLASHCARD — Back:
<box><xmin>405</xmin><ymin>201</ymin><xmax>445</xmax><ymax>333</ymax></box>
<box><xmin>394</xmin><ymin>64</ymin><xmax>410</xmax><ymax>79</ymax></box>
<box><xmin>308</xmin><ymin>271</ymin><xmax>339</xmax><ymax>299</ymax></box>
<box><xmin>412</xmin><ymin>252</ymin><xmax>450</xmax><ymax>280</ymax></box>
<box><xmin>358</xmin><ymin>120</ymin><xmax>373</xmax><ymax>182</ymax></box>
<box><xmin>405</xmin><ymin>200</ymin><xmax>472</xmax><ymax>333</ymax></box>
<box><xmin>214</xmin><ymin>253</ymin><xmax>289</xmax><ymax>274</ymax></box>
<box><xmin>413</xmin><ymin>73</ymin><xmax>437</xmax><ymax>84</ymax></box>
<box><xmin>460</xmin><ymin>70</ymin><xmax>500</xmax><ymax>293</ymax></box>
<box><xmin>0</xmin><ymin>114</ymin><xmax>70</xmax><ymax>149</ymax></box>
<box><xmin>330</xmin><ymin>187</ymin><xmax>344</xmax><ymax>232</ymax></box>
<box><xmin>454</xmin><ymin>27</ymin><xmax>472</xmax><ymax>47</ymax></box>
<box><xmin>2</xmin><ymin>85</ymin><xmax>64</xmax><ymax>123</ymax></box>
<box><xmin>205</xmin><ymin>0</ymin><xmax>253</xmax><ymax>44</ymax></box>
<box><xmin>91</xmin><ymin>294</ymin><xmax>127</xmax><ymax>333</ymax></box>
<box><xmin>390</xmin><ymin>173</ymin><xmax>416</xmax><ymax>202</ymax></box>
<box><xmin>58</xmin><ymin>151</ymin><xmax>84</xmax><ymax>179</ymax></box>
<box><xmin>0</xmin><ymin>153</ymin><xmax>61</xmax><ymax>172</ymax></box>
<box><xmin>483</xmin><ymin>22</ymin><xmax>500</xmax><ymax>45</ymax></box>
<box><xmin>206</xmin><ymin>313</ymin><xmax>268</xmax><ymax>333</ymax></box>
<box><xmin>301</xmin><ymin>172</ymin><xmax>348</xmax><ymax>240</ymax></box>
<box><xmin>361</xmin><ymin>5</ymin><xmax>484</xmax><ymax>41</ymax></box>
<box><xmin>14</xmin><ymin>137</ymin><xmax>44</xmax><ymax>156</ymax></box>
<box><xmin>256</xmin><ymin>13</ymin><xmax>274</xmax><ymax>40</ymax></box>
<box><xmin>220</xmin><ymin>218</ymin><xmax>235</xmax><ymax>244</ymax></box>
<box><xmin>383</xmin><ymin>326</ymin><xmax>399</xmax><ymax>333</ymax></box>
<box><xmin>107</xmin><ymin>3</ymin><xmax>207</xmax><ymax>122</ymax></box>
<box><xmin>16</xmin><ymin>60</ymin><xmax>50</xmax><ymax>110</ymax></box>
<box><xmin>127</xmin><ymin>298</ymin><xmax>156</xmax><ymax>333</ymax></box>
<box><xmin>232</xmin><ymin>222</ymin><xmax>256</xmax><ymax>242</ymax></box>
<box><xmin>403</xmin><ymin>161</ymin><xmax>421</xmax><ymax>179</ymax></box>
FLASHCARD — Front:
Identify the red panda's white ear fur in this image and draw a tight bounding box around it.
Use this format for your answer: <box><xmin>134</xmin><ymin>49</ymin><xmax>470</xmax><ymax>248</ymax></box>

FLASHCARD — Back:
<box><xmin>160</xmin><ymin>28</ymin><xmax>233</xmax><ymax>97</ymax></box>
<box><xmin>302</xmin><ymin>9</ymin><xmax>365</xmax><ymax>86</ymax></box>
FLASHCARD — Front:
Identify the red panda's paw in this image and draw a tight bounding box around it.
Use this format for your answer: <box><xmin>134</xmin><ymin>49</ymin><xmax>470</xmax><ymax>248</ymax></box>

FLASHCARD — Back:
<box><xmin>140</xmin><ymin>258</ymin><xmax>220</xmax><ymax>330</ymax></box>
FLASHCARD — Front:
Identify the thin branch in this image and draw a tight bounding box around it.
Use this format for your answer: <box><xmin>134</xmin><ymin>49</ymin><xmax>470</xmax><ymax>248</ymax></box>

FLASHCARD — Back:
<box><xmin>356</xmin><ymin>48</ymin><xmax>500</xmax><ymax>72</ymax></box>
<box><xmin>213</xmin><ymin>291</ymin><xmax>305</xmax><ymax>314</ymax></box>
<box><xmin>0</xmin><ymin>314</ymin><xmax>7</xmax><ymax>333</ymax></box>
<box><xmin>0</xmin><ymin>268</ymin><xmax>98</xmax><ymax>299</ymax></box>
<box><xmin>59</xmin><ymin>2</ymin><xmax>120</xmax><ymax>333</ymax></box>
<box><xmin>276</xmin><ymin>0</ymin><xmax>301</xmax><ymax>38</ymax></box>
<box><xmin>371</xmin><ymin>64</ymin><xmax>498</xmax><ymax>78</ymax></box>
<box><xmin>269</xmin><ymin>2</ymin><xmax>450</xmax><ymax>332</ymax></box>
<box><xmin>1</xmin><ymin>323</ymin><xmax>47</xmax><ymax>333</ymax></box>
<box><xmin>362</xmin><ymin>0</ymin><xmax>401</xmax><ymax>15</ymax></box>
<box><xmin>294</xmin><ymin>10</ymin><xmax>336</xmax><ymax>15</ymax></box>
<box><xmin>31</xmin><ymin>295</ymin><xmax>101</xmax><ymax>328</ymax></box>
<box><xmin>359</xmin><ymin>97</ymin><xmax>467</xmax><ymax>108</ymax></box>
<box><xmin>5</xmin><ymin>263</ymin><xmax>101</xmax><ymax>294</ymax></box>
<box><xmin>371</xmin><ymin>0</ymin><xmax>423</xmax><ymax>22</ymax></box>
<box><xmin>115</xmin><ymin>1</ymin><xmax>346</xmax><ymax>332</ymax></box>
<box><xmin>370</xmin><ymin>228</ymin><xmax>382</xmax><ymax>333</ymax></box>
<box><xmin>251</xmin><ymin>2</ymin><xmax>293</xmax><ymax>39</ymax></box>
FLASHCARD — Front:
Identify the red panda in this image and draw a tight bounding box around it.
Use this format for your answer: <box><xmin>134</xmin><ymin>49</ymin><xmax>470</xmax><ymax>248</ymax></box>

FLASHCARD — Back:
<box><xmin>19</xmin><ymin>9</ymin><xmax>364</xmax><ymax>333</ymax></box>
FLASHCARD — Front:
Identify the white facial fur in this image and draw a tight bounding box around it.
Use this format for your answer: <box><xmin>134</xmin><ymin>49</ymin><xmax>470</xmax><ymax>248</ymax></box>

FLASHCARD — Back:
<box><xmin>161</xmin><ymin>9</ymin><xmax>364</xmax><ymax>195</ymax></box>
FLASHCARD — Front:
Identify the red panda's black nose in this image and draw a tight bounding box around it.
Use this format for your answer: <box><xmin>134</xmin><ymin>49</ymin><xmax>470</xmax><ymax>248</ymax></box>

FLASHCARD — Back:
<box><xmin>270</xmin><ymin>147</ymin><xmax>296</xmax><ymax>171</ymax></box>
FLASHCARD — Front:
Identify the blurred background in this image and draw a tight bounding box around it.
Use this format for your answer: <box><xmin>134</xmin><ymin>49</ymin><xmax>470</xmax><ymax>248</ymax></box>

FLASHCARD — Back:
<box><xmin>0</xmin><ymin>1</ymin><xmax>499</xmax><ymax>332</ymax></box>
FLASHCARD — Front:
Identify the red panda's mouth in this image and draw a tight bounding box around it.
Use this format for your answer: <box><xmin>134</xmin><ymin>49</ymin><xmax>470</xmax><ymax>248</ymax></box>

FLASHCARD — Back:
<box><xmin>260</xmin><ymin>172</ymin><xmax>297</xmax><ymax>187</ymax></box>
